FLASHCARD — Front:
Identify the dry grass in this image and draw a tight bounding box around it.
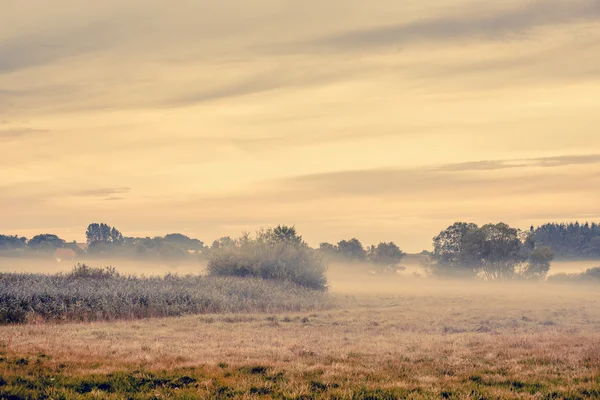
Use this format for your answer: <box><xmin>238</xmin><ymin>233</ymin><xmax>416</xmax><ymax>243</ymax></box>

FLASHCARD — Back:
<box><xmin>1</xmin><ymin>267</ymin><xmax>600</xmax><ymax>398</ymax></box>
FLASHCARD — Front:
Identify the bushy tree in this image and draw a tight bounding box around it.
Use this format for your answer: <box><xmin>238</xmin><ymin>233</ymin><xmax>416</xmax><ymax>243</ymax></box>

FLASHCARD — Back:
<box><xmin>429</xmin><ymin>222</ymin><xmax>554</xmax><ymax>280</ymax></box>
<box><xmin>431</xmin><ymin>222</ymin><xmax>485</xmax><ymax>277</ymax></box>
<box><xmin>208</xmin><ymin>228</ymin><xmax>327</xmax><ymax>290</ymax></box>
<box><xmin>266</xmin><ymin>225</ymin><xmax>304</xmax><ymax>245</ymax></box>
<box><xmin>367</xmin><ymin>242</ymin><xmax>405</xmax><ymax>267</ymax></box>
<box><xmin>164</xmin><ymin>233</ymin><xmax>204</xmax><ymax>250</ymax></box>
<box><xmin>336</xmin><ymin>238</ymin><xmax>366</xmax><ymax>261</ymax></box>
<box><xmin>86</xmin><ymin>223</ymin><xmax>124</xmax><ymax>245</ymax></box>
<box><xmin>211</xmin><ymin>236</ymin><xmax>236</xmax><ymax>250</ymax></box>
<box><xmin>0</xmin><ymin>235</ymin><xmax>27</xmax><ymax>250</ymax></box>
<box><xmin>516</xmin><ymin>246</ymin><xmax>554</xmax><ymax>279</ymax></box>
<box><xmin>28</xmin><ymin>234</ymin><xmax>65</xmax><ymax>251</ymax></box>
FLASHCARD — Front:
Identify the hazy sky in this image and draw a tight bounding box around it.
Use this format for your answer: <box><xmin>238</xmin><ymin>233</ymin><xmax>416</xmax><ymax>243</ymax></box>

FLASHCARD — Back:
<box><xmin>1</xmin><ymin>0</ymin><xmax>600</xmax><ymax>251</ymax></box>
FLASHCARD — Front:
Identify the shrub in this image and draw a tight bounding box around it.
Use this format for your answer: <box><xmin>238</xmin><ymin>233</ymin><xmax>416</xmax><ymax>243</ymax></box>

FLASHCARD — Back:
<box><xmin>67</xmin><ymin>264</ymin><xmax>119</xmax><ymax>279</ymax></box>
<box><xmin>207</xmin><ymin>227</ymin><xmax>327</xmax><ymax>290</ymax></box>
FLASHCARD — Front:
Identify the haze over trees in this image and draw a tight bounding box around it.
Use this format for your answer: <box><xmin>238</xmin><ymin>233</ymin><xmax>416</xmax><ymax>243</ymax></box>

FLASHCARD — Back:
<box><xmin>429</xmin><ymin>222</ymin><xmax>554</xmax><ymax>280</ymax></box>
<box><xmin>532</xmin><ymin>222</ymin><xmax>600</xmax><ymax>259</ymax></box>
<box><xmin>5</xmin><ymin>221</ymin><xmax>600</xmax><ymax>284</ymax></box>
<box><xmin>319</xmin><ymin>239</ymin><xmax>406</xmax><ymax>269</ymax></box>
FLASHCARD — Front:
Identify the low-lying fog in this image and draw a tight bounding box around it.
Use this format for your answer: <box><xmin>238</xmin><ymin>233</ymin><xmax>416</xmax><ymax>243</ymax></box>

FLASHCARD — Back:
<box><xmin>1</xmin><ymin>257</ymin><xmax>597</xmax><ymax>286</ymax></box>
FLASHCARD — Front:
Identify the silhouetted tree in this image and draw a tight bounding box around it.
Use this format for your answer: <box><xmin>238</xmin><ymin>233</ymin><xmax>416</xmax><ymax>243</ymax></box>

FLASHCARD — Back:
<box><xmin>367</xmin><ymin>242</ymin><xmax>406</xmax><ymax>267</ymax></box>
<box><xmin>0</xmin><ymin>235</ymin><xmax>27</xmax><ymax>250</ymax></box>
<box><xmin>28</xmin><ymin>234</ymin><xmax>65</xmax><ymax>251</ymax></box>
<box><xmin>211</xmin><ymin>236</ymin><xmax>236</xmax><ymax>250</ymax></box>
<box><xmin>430</xmin><ymin>222</ymin><xmax>554</xmax><ymax>280</ymax></box>
<box><xmin>532</xmin><ymin>222</ymin><xmax>600</xmax><ymax>258</ymax></box>
<box><xmin>86</xmin><ymin>223</ymin><xmax>124</xmax><ymax>245</ymax></box>
<box><xmin>164</xmin><ymin>233</ymin><xmax>204</xmax><ymax>250</ymax></box>
<box><xmin>336</xmin><ymin>238</ymin><xmax>366</xmax><ymax>261</ymax></box>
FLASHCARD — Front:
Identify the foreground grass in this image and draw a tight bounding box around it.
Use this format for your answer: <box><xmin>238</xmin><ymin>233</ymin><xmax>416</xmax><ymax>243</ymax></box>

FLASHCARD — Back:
<box><xmin>2</xmin><ymin>278</ymin><xmax>600</xmax><ymax>399</ymax></box>
<box><xmin>0</xmin><ymin>269</ymin><xmax>329</xmax><ymax>324</ymax></box>
<box><xmin>2</xmin><ymin>351</ymin><xmax>599</xmax><ymax>399</ymax></box>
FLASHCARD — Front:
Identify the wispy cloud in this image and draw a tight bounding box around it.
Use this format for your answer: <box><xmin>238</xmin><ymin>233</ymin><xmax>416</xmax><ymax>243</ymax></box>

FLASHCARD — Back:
<box><xmin>434</xmin><ymin>160</ymin><xmax>527</xmax><ymax>172</ymax></box>
<box><xmin>282</xmin><ymin>0</ymin><xmax>600</xmax><ymax>53</ymax></box>
<box><xmin>0</xmin><ymin>21</ymin><xmax>125</xmax><ymax>74</ymax></box>
<box><xmin>434</xmin><ymin>154</ymin><xmax>600</xmax><ymax>172</ymax></box>
<box><xmin>74</xmin><ymin>187</ymin><xmax>131</xmax><ymax>197</ymax></box>
<box><xmin>0</xmin><ymin>128</ymin><xmax>47</xmax><ymax>139</ymax></box>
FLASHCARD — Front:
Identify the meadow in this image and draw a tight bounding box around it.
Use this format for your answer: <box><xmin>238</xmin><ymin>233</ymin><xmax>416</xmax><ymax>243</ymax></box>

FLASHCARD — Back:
<box><xmin>1</xmin><ymin>264</ymin><xmax>600</xmax><ymax>399</ymax></box>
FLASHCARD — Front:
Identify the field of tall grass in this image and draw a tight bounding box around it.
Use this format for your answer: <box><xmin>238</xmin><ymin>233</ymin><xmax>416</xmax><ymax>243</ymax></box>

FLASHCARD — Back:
<box><xmin>0</xmin><ymin>265</ymin><xmax>329</xmax><ymax>324</ymax></box>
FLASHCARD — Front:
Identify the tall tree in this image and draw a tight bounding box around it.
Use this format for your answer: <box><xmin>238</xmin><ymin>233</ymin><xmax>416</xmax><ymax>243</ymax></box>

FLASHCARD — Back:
<box><xmin>86</xmin><ymin>223</ymin><xmax>124</xmax><ymax>245</ymax></box>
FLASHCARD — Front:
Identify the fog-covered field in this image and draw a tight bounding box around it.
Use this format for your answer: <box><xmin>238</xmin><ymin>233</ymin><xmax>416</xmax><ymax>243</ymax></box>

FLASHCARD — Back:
<box><xmin>2</xmin><ymin>263</ymin><xmax>600</xmax><ymax>399</ymax></box>
<box><xmin>0</xmin><ymin>256</ymin><xmax>596</xmax><ymax>278</ymax></box>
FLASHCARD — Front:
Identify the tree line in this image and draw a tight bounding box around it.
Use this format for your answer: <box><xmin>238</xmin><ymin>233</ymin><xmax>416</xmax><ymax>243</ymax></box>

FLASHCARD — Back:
<box><xmin>531</xmin><ymin>222</ymin><xmax>600</xmax><ymax>259</ymax></box>
<box><xmin>2</xmin><ymin>221</ymin><xmax>600</xmax><ymax>279</ymax></box>
<box><xmin>0</xmin><ymin>223</ymin><xmax>409</xmax><ymax>267</ymax></box>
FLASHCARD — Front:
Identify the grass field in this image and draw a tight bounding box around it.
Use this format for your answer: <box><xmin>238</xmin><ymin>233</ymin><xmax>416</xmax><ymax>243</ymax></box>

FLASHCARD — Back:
<box><xmin>1</xmin><ymin>265</ymin><xmax>600</xmax><ymax>399</ymax></box>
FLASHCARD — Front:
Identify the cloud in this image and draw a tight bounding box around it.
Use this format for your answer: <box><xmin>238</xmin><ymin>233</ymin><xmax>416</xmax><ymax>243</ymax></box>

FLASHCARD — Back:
<box><xmin>434</xmin><ymin>160</ymin><xmax>527</xmax><ymax>172</ymax></box>
<box><xmin>434</xmin><ymin>154</ymin><xmax>600</xmax><ymax>172</ymax></box>
<box><xmin>0</xmin><ymin>128</ymin><xmax>47</xmax><ymax>139</ymax></box>
<box><xmin>0</xmin><ymin>20</ymin><xmax>126</xmax><ymax>74</ymax></box>
<box><xmin>534</xmin><ymin>154</ymin><xmax>600</xmax><ymax>168</ymax></box>
<box><xmin>74</xmin><ymin>187</ymin><xmax>131</xmax><ymax>197</ymax></box>
<box><xmin>164</xmin><ymin>62</ymin><xmax>361</xmax><ymax>107</ymax></box>
<box><xmin>282</xmin><ymin>0</ymin><xmax>600</xmax><ymax>53</ymax></box>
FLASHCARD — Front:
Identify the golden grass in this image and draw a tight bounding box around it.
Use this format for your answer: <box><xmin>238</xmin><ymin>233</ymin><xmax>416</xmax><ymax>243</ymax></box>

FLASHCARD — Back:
<box><xmin>1</xmin><ymin>266</ymin><xmax>600</xmax><ymax>398</ymax></box>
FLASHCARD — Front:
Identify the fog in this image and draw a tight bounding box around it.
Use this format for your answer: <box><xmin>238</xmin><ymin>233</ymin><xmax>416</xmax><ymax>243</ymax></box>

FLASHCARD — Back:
<box><xmin>1</xmin><ymin>255</ymin><xmax>596</xmax><ymax>281</ymax></box>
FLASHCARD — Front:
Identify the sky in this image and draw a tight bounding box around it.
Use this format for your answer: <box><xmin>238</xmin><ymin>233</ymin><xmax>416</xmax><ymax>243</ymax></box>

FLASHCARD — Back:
<box><xmin>1</xmin><ymin>0</ymin><xmax>600</xmax><ymax>252</ymax></box>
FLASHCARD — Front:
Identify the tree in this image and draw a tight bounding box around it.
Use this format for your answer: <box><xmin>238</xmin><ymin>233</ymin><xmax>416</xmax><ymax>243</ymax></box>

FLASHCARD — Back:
<box><xmin>264</xmin><ymin>225</ymin><xmax>304</xmax><ymax>245</ymax></box>
<box><xmin>431</xmin><ymin>222</ymin><xmax>485</xmax><ymax>277</ymax></box>
<box><xmin>211</xmin><ymin>236</ymin><xmax>236</xmax><ymax>250</ymax></box>
<box><xmin>517</xmin><ymin>246</ymin><xmax>554</xmax><ymax>280</ymax></box>
<box><xmin>430</xmin><ymin>222</ymin><xmax>554</xmax><ymax>280</ymax></box>
<box><xmin>207</xmin><ymin>227</ymin><xmax>327</xmax><ymax>290</ymax></box>
<box><xmin>337</xmin><ymin>238</ymin><xmax>366</xmax><ymax>261</ymax></box>
<box><xmin>28</xmin><ymin>234</ymin><xmax>65</xmax><ymax>250</ymax></box>
<box><xmin>531</xmin><ymin>222</ymin><xmax>600</xmax><ymax>258</ymax></box>
<box><xmin>319</xmin><ymin>242</ymin><xmax>337</xmax><ymax>252</ymax></box>
<box><xmin>479</xmin><ymin>223</ymin><xmax>524</xmax><ymax>280</ymax></box>
<box><xmin>0</xmin><ymin>235</ymin><xmax>27</xmax><ymax>250</ymax></box>
<box><xmin>164</xmin><ymin>233</ymin><xmax>204</xmax><ymax>250</ymax></box>
<box><xmin>86</xmin><ymin>223</ymin><xmax>124</xmax><ymax>245</ymax></box>
<box><xmin>367</xmin><ymin>242</ymin><xmax>406</xmax><ymax>267</ymax></box>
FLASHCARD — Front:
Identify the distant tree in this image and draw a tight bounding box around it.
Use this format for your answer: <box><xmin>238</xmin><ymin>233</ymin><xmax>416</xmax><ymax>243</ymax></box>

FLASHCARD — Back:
<box><xmin>211</xmin><ymin>236</ymin><xmax>236</xmax><ymax>250</ymax></box>
<box><xmin>430</xmin><ymin>222</ymin><xmax>554</xmax><ymax>280</ymax></box>
<box><xmin>207</xmin><ymin>227</ymin><xmax>327</xmax><ymax>290</ymax></box>
<box><xmin>479</xmin><ymin>223</ymin><xmax>525</xmax><ymax>280</ymax></box>
<box><xmin>271</xmin><ymin>225</ymin><xmax>303</xmax><ymax>244</ymax></box>
<box><xmin>163</xmin><ymin>233</ymin><xmax>204</xmax><ymax>250</ymax></box>
<box><xmin>337</xmin><ymin>238</ymin><xmax>366</xmax><ymax>261</ymax></box>
<box><xmin>319</xmin><ymin>242</ymin><xmax>337</xmax><ymax>252</ymax></box>
<box><xmin>532</xmin><ymin>222</ymin><xmax>600</xmax><ymax>258</ymax></box>
<box><xmin>367</xmin><ymin>242</ymin><xmax>406</xmax><ymax>267</ymax></box>
<box><xmin>0</xmin><ymin>235</ymin><xmax>27</xmax><ymax>250</ymax></box>
<box><xmin>517</xmin><ymin>246</ymin><xmax>554</xmax><ymax>280</ymax></box>
<box><xmin>86</xmin><ymin>223</ymin><xmax>124</xmax><ymax>245</ymax></box>
<box><xmin>28</xmin><ymin>234</ymin><xmax>65</xmax><ymax>251</ymax></box>
<box><xmin>431</xmin><ymin>222</ymin><xmax>485</xmax><ymax>277</ymax></box>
